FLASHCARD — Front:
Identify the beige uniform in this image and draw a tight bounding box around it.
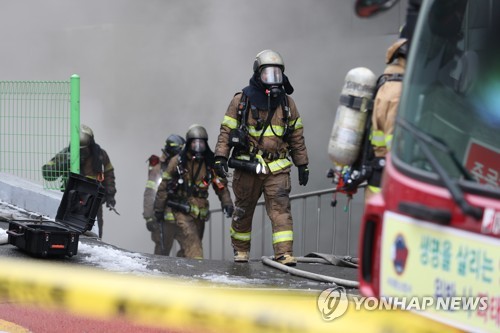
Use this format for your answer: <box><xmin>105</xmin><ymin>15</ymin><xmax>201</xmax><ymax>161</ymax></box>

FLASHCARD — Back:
<box><xmin>154</xmin><ymin>154</ymin><xmax>233</xmax><ymax>259</ymax></box>
<box><xmin>42</xmin><ymin>145</ymin><xmax>116</xmax><ymax>238</ymax></box>
<box><xmin>143</xmin><ymin>154</ymin><xmax>181</xmax><ymax>256</ymax></box>
<box><xmin>215</xmin><ymin>93</ymin><xmax>308</xmax><ymax>257</ymax></box>
<box><xmin>365</xmin><ymin>38</ymin><xmax>407</xmax><ymax>202</ymax></box>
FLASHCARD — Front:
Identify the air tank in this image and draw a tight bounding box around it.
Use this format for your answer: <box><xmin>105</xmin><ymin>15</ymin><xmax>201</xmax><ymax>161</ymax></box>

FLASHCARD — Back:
<box><xmin>328</xmin><ymin>67</ymin><xmax>377</xmax><ymax>167</ymax></box>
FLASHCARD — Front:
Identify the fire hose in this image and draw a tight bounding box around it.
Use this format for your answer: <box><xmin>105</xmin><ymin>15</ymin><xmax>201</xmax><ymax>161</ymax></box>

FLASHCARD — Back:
<box><xmin>261</xmin><ymin>253</ymin><xmax>360</xmax><ymax>288</ymax></box>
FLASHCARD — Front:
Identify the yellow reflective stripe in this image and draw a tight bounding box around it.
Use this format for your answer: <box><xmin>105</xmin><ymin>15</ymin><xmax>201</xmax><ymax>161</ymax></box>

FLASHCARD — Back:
<box><xmin>367</xmin><ymin>185</ymin><xmax>381</xmax><ymax>193</ymax></box>
<box><xmin>190</xmin><ymin>205</ymin><xmax>199</xmax><ymax>217</ymax></box>
<box><xmin>189</xmin><ymin>205</ymin><xmax>208</xmax><ymax>219</ymax></box>
<box><xmin>290</xmin><ymin>117</ymin><xmax>303</xmax><ymax>129</ymax></box>
<box><xmin>386</xmin><ymin>134</ymin><xmax>393</xmax><ymax>150</ymax></box>
<box><xmin>222</xmin><ymin>116</ymin><xmax>239</xmax><ymax>129</ymax></box>
<box><xmin>86</xmin><ymin>175</ymin><xmax>97</xmax><ymax>180</ymax></box>
<box><xmin>199</xmin><ymin>208</ymin><xmax>208</xmax><ymax>218</ymax></box>
<box><xmin>255</xmin><ymin>154</ymin><xmax>266</xmax><ymax>165</ymax></box>
<box><xmin>46</xmin><ymin>161</ymin><xmax>55</xmax><ymax>166</ymax></box>
<box><xmin>371</xmin><ymin>130</ymin><xmax>386</xmax><ymax>147</ymax></box>
<box><xmin>272</xmin><ymin>230</ymin><xmax>293</xmax><ymax>244</ymax></box>
<box><xmin>236</xmin><ymin>154</ymin><xmax>251</xmax><ymax>161</ymax></box>
<box><xmin>104</xmin><ymin>163</ymin><xmax>114</xmax><ymax>172</ymax></box>
<box><xmin>165</xmin><ymin>212</ymin><xmax>175</xmax><ymax>221</ymax></box>
<box><xmin>146</xmin><ymin>180</ymin><xmax>157</xmax><ymax>189</ymax></box>
<box><xmin>145</xmin><ymin>217</ymin><xmax>154</xmax><ymax>222</ymax></box>
<box><xmin>162</xmin><ymin>171</ymin><xmax>172</xmax><ymax>180</ymax></box>
<box><xmin>267</xmin><ymin>158</ymin><xmax>292</xmax><ymax>173</ymax></box>
<box><xmin>230</xmin><ymin>227</ymin><xmax>251</xmax><ymax>241</ymax></box>
<box><xmin>248</xmin><ymin>125</ymin><xmax>285</xmax><ymax>137</ymax></box>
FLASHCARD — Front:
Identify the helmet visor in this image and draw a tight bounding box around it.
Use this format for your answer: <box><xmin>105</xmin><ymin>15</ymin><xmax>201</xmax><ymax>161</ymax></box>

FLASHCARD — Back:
<box><xmin>260</xmin><ymin>66</ymin><xmax>283</xmax><ymax>85</ymax></box>
<box><xmin>190</xmin><ymin>139</ymin><xmax>206</xmax><ymax>154</ymax></box>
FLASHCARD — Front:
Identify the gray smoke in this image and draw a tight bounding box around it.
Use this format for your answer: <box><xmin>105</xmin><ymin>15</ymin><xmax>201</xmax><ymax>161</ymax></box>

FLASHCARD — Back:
<box><xmin>0</xmin><ymin>0</ymin><xmax>407</xmax><ymax>253</ymax></box>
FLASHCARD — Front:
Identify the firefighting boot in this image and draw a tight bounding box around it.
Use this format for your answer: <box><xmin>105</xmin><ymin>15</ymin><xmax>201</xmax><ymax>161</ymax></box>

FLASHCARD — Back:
<box><xmin>234</xmin><ymin>251</ymin><xmax>249</xmax><ymax>263</ymax></box>
<box><xmin>275</xmin><ymin>254</ymin><xmax>297</xmax><ymax>266</ymax></box>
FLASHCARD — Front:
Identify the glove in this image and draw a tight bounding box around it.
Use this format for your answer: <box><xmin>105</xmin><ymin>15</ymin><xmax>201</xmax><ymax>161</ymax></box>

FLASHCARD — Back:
<box><xmin>106</xmin><ymin>196</ymin><xmax>116</xmax><ymax>208</ymax></box>
<box><xmin>298</xmin><ymin>165</ymin><xmax>309</xmax><ymax>186</ymax></box>
<box><xmin>223</xmin><ymin>204</ymin><xmax>234</xmax><ymax>218</ymax></box>
<box><xmin>146</xmin><ymin>220</ymin><xmax>159</xmax><ymax>232</ymax></box>
<box><xmin>214</xmin><ymin>156</ymin><xmax>229</xmax><ymax>178</ymax></box>
<box><xmin>155</xmin><ymin>211</ymin><xmax>165</xmax><ymax>222</ymax></box>
<box><xmin>148</xmin><ymin>154</ymin><xmax>160</xmax><ymax>167</ymax></box>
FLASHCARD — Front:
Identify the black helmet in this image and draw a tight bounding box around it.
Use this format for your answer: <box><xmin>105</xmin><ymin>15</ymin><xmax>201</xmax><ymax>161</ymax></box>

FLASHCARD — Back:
<box><xmin>186</xmin><ymin>124</ymin><xmax>208</xmax><ymax>141</ymax></box>
<box><xmin>164</xmin><ymin>134</ymin><xmax>185</xmax><ymax>157</ymax></box>
<box><xmin>186</xmin><ymin>124</ymin><xmax>208</xmax><ymax>159</ymax></box>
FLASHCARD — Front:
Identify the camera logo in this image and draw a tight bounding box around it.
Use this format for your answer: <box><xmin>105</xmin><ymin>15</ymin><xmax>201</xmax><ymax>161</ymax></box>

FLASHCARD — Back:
<box><xmin>317</xmin><ymin>286</ymin><xmax>348</xmax><ymax>321</ymax></box>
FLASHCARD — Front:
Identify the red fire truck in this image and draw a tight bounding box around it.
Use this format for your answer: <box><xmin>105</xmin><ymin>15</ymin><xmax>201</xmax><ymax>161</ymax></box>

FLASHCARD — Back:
<box><xmin>356</xmin><ymin>0</ymin><xmax>500</xmax><ymax>332</ymax></box>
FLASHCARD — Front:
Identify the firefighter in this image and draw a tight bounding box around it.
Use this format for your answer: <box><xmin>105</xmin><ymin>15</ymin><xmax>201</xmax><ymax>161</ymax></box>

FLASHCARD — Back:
<box><xmin>365</xmin><ymin>36</ymin><xmax>408</xmax><ymax>202</ymax></box>
<box><xmin>213</xmin><ymin>49</ymin><xmax>309</xmax><ymax>266</ymax></box>
<box><xmin>143</xmin><ymin>134</ymin><xmax>185</xmax><ymax>256</ymax></box>
<box><xmin>154</xmin><ymin>124</ymin><xmax>234</xmax><ymax>259</ymax></box>
<box><xmin>42</xmin><ymin>124</ymin><xmax>117</xmax><ymax>238</ymax></box>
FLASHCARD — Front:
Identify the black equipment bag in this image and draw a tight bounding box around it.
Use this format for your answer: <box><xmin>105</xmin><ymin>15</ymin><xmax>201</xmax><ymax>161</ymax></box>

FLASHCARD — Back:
<box><xmin>7</xmin><ymin>172</ymin><xmax>105</xmax><ymax>258</ymax></box>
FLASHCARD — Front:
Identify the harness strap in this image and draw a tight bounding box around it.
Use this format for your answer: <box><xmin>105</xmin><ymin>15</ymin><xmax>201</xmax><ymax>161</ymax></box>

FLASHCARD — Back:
<box><xmin>238</xmin><ymin>92</ymin><xmax>291</xmax><ymax>139</ymax></box>
<box><xmin>376</xmin><ymin>73</ymin><xmax>404</xmax><ymax>89</ymax></box>
<box><xmin>339</xmin><ymin>94</ymin><xmax>374</xmax><ymax>112</ymax></box>
<box><xmin>248</xmin><ymin>146</ymin><xmax>288</xmax><ymax>161</ymax></box>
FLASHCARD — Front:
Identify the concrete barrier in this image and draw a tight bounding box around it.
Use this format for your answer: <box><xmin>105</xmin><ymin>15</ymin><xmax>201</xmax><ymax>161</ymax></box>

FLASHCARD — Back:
<box><xmin>0</xmin><ymin>172</ymin><xmax>62</xmax><ymax>219</ymax></box>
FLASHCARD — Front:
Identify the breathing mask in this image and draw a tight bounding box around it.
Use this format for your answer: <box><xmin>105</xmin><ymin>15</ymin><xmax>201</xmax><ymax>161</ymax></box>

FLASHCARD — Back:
<box><xmin>190</xmin><ymin>138</ymin><xmax>207</xmax><ymax>159</ymax></box>
<box><xmin>260</xmin><ymin>66</ymin><xmax>283</xmax><ymax>98</ymax></box>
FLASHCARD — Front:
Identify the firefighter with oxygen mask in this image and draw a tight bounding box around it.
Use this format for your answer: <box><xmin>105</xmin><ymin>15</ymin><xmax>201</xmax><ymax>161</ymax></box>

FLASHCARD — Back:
<box><xmin>42</xmin><ymin>124</ymin><xmax>117</xmax><ymax>239</ymax></box>
<box><xmin>364</xmin><ymin>35</ymin><xmax>408</xmax><ymax>202</ymax></box>
<box><xmin>327</xmin><ymin>27</ymin><xmax>409</xmax><ymax>205</ymax></box>
<box><xmin>214</xmin><ymin>49</ymin><xmax>309</xmax><ymax>266</ymax></box>
<box><xmin>143</xmin><ymin>134</ymin><xmax>185</xmax><ymax>256</ymax></box>
<box><xmin>154</xmin><ymin>125</ymin><xmax>233</xmax><ymax>259</ymax></box>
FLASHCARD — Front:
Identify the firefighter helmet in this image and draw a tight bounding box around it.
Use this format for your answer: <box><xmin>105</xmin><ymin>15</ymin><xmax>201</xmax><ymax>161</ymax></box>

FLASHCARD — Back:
<box><xmin>164</xmin><ymin>134</ymin><xmax>185</xmax><ymax>156</ymax></box>
<box><xmin>186</xmin><ymin>124</ymin><xmax>208</xmax><ymax>159</ymax></box>
<box><xmin>253</xmin><ymin>49</ymin><xmax>285</xmax><ymax>73</ymax></box>
<box><xmin>80</xmin><ymin>124</ymin><xmax>94</xmax><ymax>149</ymax></box>
<box><xmin>186</xmin><ymin>124</ymin><xmax>208</xmax><ymax>141</ymax></box>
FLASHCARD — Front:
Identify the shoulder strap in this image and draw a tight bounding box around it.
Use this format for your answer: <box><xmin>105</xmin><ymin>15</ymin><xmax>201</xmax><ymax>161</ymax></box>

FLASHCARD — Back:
<box><xmin>237</xmin><ymin>92</ymin><xmax>250</xmax><ymax>131</ymax></box>
<box><xmin>257</xmin><ymin>107</ymin><xmax>276</xmax><ymax>145</ymax></box>
<box><xmin>376</xmin><ymin>73</ymin><xmax>404</xmax><ymax>90</ymax></box>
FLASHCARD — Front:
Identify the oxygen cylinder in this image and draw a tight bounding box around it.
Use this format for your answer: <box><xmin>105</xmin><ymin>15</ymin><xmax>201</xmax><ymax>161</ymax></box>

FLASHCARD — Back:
<box><xmin>328</xmin><ymin>67</ymin><xmax>377</xmax><ymax>167</ymax></box>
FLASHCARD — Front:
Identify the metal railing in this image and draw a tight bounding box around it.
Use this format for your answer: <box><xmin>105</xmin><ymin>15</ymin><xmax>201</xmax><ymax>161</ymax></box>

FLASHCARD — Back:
<box><xmin>198</xmin><ymin>188</ymin><xmax>365</xmax><ymax>261</ymax></box>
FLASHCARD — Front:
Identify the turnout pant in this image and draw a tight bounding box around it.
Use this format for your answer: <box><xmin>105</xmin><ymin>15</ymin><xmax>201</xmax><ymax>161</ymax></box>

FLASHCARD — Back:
<box><xmin>97</xmin><ymin>205</ymin><xmax>104</xmax><ymax>239</ymax></box>
<box><xmin>175</xmin><ymin>211</ymin><xmax>205</xmax><ymax>259</ymax></box>
<box><xmin>231</xmin><ymin>169</ymin><xmax>294</xmax><ymax>257</ymax></box>
<box><xmin>151</xmin><ymin>222</ymin><xmax>180</xmax><ymax>256</ymax></box>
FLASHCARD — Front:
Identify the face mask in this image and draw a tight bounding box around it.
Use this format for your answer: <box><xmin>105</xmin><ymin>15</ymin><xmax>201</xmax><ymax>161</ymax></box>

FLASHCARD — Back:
<box><xmin>261</xmin><ymin>66</ymin><xmax>284</xmax><ymax>98</ymax></box>
<box><xmin>260</xmin><ymin>66</ymin><xmax>283</xmax><ymax>85</ymax></box>
<box><xmin>190</xmin><ymin>139</ymin><xmax>206</xmax><ymax>159</ymax></box>
<box><xmin>266</xmin><ymin>86</ymin><xmax>283</xmax><ymax>98</ymax></box>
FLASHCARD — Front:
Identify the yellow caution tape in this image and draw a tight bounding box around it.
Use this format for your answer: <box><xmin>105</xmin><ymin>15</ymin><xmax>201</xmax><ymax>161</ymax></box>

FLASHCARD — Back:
<box><xmin>0</xmin><ymin>319</ymin><xmax>31</xmax><ymax>333</ymax></box>
<box><xmin>0</xmin><ymin>258</ymin><xmax>462</xmax><ymax>333</ymax></box>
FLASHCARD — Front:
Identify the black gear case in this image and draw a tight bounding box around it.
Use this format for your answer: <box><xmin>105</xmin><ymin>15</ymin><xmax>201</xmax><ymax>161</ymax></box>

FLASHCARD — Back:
<box><xmin>7</xmin><ymin>172</ymin><xmax>105</xmax><ymax>258</ymax></box>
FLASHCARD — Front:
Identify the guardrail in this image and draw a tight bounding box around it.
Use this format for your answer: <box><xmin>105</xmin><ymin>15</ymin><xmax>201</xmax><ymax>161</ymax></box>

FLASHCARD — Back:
<box><xmin>191</xmin><ymin>188</ymin><xmax>365</xmax><ymax>260</ymax></box>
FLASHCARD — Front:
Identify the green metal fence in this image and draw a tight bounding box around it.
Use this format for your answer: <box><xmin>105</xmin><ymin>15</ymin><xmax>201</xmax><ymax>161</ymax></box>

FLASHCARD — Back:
<box><xmin>0</xmin><ymin>75</ymin><xmax>80</xmax><ymax>190</ymax></box>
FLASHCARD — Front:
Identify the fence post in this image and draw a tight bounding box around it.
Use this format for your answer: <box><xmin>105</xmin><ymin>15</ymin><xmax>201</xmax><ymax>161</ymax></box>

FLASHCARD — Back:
<box><xmin>70</xmin><ymin>74</ymin><xmax>80</xmax><ymax>174</ymax></box>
